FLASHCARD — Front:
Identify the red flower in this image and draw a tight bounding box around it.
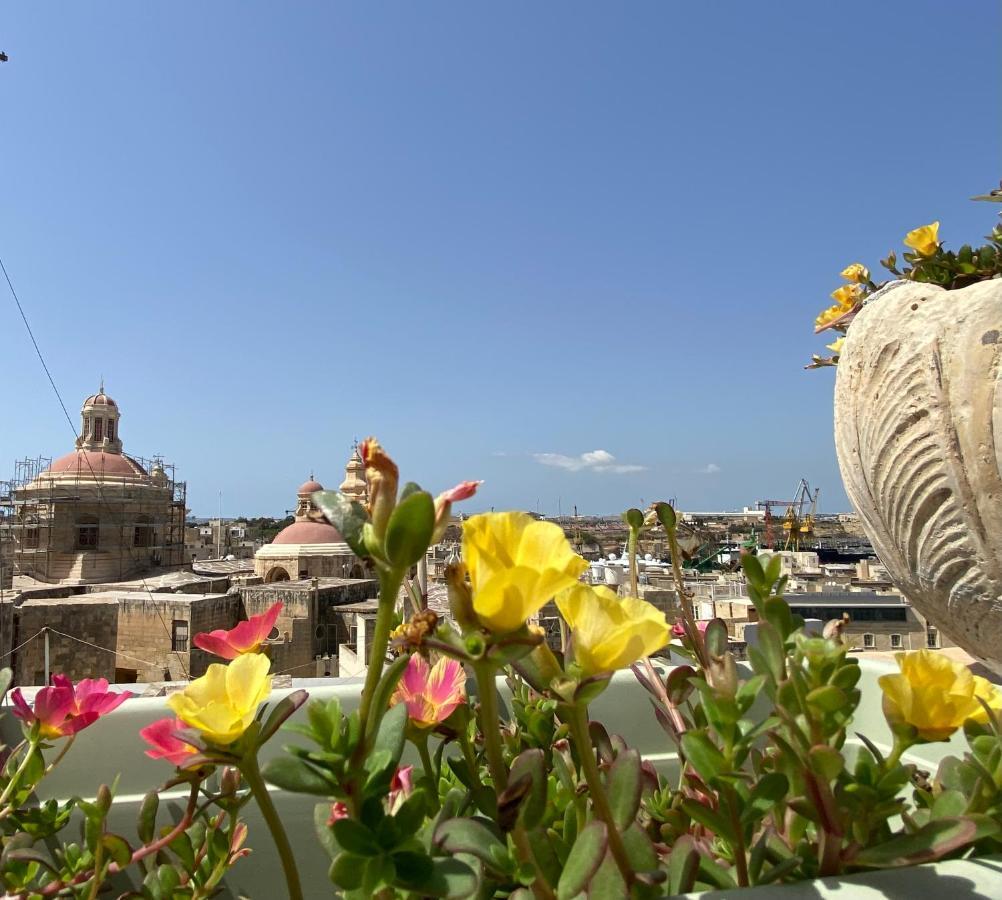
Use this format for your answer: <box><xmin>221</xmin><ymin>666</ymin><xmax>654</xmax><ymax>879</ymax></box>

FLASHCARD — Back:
<box><xmin>432</xmin><ymin>481</ymin><xmax>483</xmax><ymax>542</ymax></box>
<box><xmin>326</xmin><ymin>802</ymin><xmax>350</xmax><ymax>826</ymax></box>
<box><xmin>139</xmin><ymin>717</ymin><xmax>200</xmax><ymax>768</ymax></box>
<box><xmin>391</xmin><ymin>656</ymin><xmax>466</xmax><ymax>728</ymax></box>
<box><xmin>193</xmin><ymin>602</ymin><xmax>283</xmax><ymax>660</ymax></box>
<box><xmin>11</xmin><ymin>675</ymin><xmax>132</xmax><ymax>739</ymax></box>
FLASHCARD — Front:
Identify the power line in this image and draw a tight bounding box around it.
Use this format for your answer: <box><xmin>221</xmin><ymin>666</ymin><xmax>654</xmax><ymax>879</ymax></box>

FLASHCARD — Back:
<box><xmin>1</xmin><ymin>253</ymin><xmax>189</xmax><ymax>679</ymax></box>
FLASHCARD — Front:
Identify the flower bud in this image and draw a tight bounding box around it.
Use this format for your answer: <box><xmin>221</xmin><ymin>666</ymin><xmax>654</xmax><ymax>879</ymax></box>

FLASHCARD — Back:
<box><xmin>432</xmin><ymin>480</ymin><xmax>483</xmax><ymax>544</ymax></box>
<box><xmin>360</xmin><ymin>437</ymin><xmax>399</xmax><ymax>538</ymax></box>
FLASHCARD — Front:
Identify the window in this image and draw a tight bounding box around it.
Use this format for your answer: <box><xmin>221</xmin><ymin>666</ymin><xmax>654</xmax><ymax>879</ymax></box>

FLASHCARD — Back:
<box><xmin>24</xmin><ymin>526</ymin><xmax>39</xmax><ymax>549</ymax></box>
<box><xmin>171</xmin><ymin>620</ymin><xmax>189</xmax><ymax>652</ymax></box>
<box><xmin>77</xmin><ymin>516</ymin><xmax>99</xmax><ymax>549</ymax></box>
<box><xmin>890</xmin><ymin>633</ymin><xmax>902</xmax><ymax>649</ymax></box>
<box><xmin>134</xmin><ymin>515</ymin><xmax>152</xmax><ymax>548</ymax></box>
<box><xmin>107</xmin><ymin>419</ymin><xmax>115</xmax><ymax>441</ymax></box>
<box><xmin>93</xmin><ymin>418</ymin><xmax>103</xmax><ymax>441</ymax></box>
<box><xmin>862</xmin><ymin>633</ymin><xmax>875</xmax><ymax>649</ymax></box>
<box><xmin>927</xmin><ymin>628</ymin><xmax>939</xmax><ymax>649</ymax></box>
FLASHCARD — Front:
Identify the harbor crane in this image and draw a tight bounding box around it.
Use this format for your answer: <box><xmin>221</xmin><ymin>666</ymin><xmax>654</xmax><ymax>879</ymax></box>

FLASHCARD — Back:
<box><xmin>756</xmin><ymin>479</ymin><xmax>820</xmax><ymax>549</ymax></box>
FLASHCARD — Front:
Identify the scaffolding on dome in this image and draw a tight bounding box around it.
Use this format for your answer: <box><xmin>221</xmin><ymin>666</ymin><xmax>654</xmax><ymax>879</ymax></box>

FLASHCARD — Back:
<box><xmin>0</xmin><ymin>453</ymin><xmax>187</xmax><ymax>585</ymax></box>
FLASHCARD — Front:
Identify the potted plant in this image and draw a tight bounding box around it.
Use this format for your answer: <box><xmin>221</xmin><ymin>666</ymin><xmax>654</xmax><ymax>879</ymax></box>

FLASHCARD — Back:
<box><xmin>3</xmin><ymin>441</ymin><xmax>1002</xmax><ymax>898</ymax></box>
<box><xmin>811</xmin><ymin>186</ymin><xmax>1002</xmax><ymax>671</ymax></box>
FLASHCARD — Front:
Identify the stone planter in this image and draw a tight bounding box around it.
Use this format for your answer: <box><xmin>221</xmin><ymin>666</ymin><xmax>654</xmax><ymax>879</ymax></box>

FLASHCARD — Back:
<box><xmin>2</xmin><ymin>662</ymin><xmax>999</xmax><ymax>897</ymax></box>
<box><xmin>834</xmin><ymin>279</ymin><xmax>1002</xmax><ymax>670</ymax></box>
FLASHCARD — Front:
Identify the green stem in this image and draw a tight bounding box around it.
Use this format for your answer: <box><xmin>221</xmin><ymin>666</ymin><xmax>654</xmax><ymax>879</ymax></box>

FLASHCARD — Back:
<box><xmin>723</xmin><ymin>785</ymin><xmax>749</xmax><ymax>887</ymax></box>
<box><xmin>473</xmin><ymin>662</ymin><xmax>554</xmax><ymax>900</ymax></box>
<box><xmin>415</xmin><ymin>733</ymin><xmax>440</xmax><ymax>813</ymax></box>
<box><xmin>627</xmin><ymin>527</ymin><xmax>639</xmax><ymax>597</ymax></box>
<box><xmin>357</xmin><ymin>568</ymin><xmax>405</xmax><ymax>735</ymax></box>
<box><xmin>0</xmin><ymin>736</ymin><xmax>40</xmax><ymax>813</ymax></box>
<box><xmin>566</xmin><ymin>704</ymin><xmax>634</xmax><ymax>887</ymax></box>
<box><xmin>241</xmin><ymin>755</ymin><xmax>303</xmax><ymax>900</ymax></box>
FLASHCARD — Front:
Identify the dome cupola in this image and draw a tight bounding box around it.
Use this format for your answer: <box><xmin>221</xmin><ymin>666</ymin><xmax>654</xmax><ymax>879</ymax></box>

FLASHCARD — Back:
<box><xmin>76</xmin><ymin>381</ymin><xmax>123</xmax><ymax>454</ymax></box>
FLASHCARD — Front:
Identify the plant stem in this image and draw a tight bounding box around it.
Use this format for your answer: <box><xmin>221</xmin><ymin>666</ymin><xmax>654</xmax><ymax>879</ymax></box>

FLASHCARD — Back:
<box><xmin>0</xmin><ymin>736</ymin><xmax>39</xmax><ymax>814</ymax></box>
<box><xmin>241</xmin><ymin>755</ymin><xmax>303</xmax><ymax>900</ymax></box>
<box><xmin>566</xmin><ymin>704</ymin><xmax>634</xmax><ymax>887</ymax></box>
<box><xmin>473</xmin><ymin>662</ymin><xmax>554</xmax><ymax>900</ymax></box>
<box><xmin>627</xmin><ymin>526</ymin><xmax>639</xmax><ymax>597</ymax></box>
<box><xmin>358</xmin><ymin>567</ymin><xmax>405</xmax><ymax>736</ymax></box>
<box><xmin>723</xmin><ymin>785</ymin><xmax>749</xmax><ymax>887</ymax></box>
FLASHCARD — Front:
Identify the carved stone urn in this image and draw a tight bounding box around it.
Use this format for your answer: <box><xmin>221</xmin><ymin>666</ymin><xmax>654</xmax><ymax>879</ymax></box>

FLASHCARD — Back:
<box><xmin>833</xmin><ymin>278</ymin><xmax>1002</xmax><ymax>669</ymax></box>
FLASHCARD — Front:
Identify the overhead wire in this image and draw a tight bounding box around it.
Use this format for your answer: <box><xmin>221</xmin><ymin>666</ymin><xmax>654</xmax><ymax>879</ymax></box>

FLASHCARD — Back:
<box><xmin>1</xmin><ymin>253</ymin><xmax>189</xmax><ymax>679</ymax></box>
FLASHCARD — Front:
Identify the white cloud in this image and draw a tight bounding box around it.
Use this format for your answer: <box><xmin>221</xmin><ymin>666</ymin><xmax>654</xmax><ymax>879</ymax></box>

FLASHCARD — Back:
<box><xmin>697</xmin><ymin>463</ymin><xmax>721</xmax><ymax>474</ymax></box>
<box><xmin>533</xmin><ymin>449</ymin><xmax>646</xmax><ymax>474</ymax></box>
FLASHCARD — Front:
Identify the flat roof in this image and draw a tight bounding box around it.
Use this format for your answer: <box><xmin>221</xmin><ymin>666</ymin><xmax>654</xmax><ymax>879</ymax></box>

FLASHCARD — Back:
<box><xmin>242</xmin><ymin>577</ymin><xmax>377</xmax><ymax>595</ymax></box>
<box><xmin>22</xmin><ymin>591</ymin><xmax>230</xmax><ymax>607</ymax></box>
<box><xmin>785</xmin><ymin>591</ymin><xmax>905</xmax><ymax>606</ymax></box>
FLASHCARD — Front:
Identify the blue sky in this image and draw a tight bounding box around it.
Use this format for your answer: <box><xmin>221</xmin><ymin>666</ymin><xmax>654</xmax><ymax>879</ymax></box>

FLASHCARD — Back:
<box><xmin>1</xmin><ymin>2</ymin><xmax>999</xmax><ymax>517</ymax></box>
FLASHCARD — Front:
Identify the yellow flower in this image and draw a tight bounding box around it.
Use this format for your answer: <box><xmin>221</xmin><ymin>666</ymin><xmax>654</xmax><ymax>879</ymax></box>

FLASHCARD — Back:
<box><xmin>556</xmin><ymin>584</ymin><xmax>670</xmax><ymax>676</ymax></box>
<box><xmin>826</xmin><ymin>337</ymin><xmax>845</xmax><ymax>355</ymax></box>
<box><xmin>903</xmin><ymin>221</ymin><xmax>940</xmax><ymax>256</ymax></box>
<box><xmin>463</xmin><ymin>511</ymin><xmax>588</xmax><ymax>633</ymax></box>
<box><xmin>167</xmin><ymin>653</ymin><xmax>273</xmax><ymax>745</ymax></box>
<box><xmin>815</xmin><ymin>304</ymin><xmax>845</xmax><ymax>329</ymax></box>
<box><xmin>879</xmin><ymin>649</ymin><xmax>1002</xmax><ymax>741</ymax></box>
<box><xmin>830</xmin><ymin>283</ymin><xmax>862</xmax><ymax>310</ymax></box>
<box><xmin>840</xmin><ymin>263</ymin><xmax>869</xmax><ymax>283</ymax></box>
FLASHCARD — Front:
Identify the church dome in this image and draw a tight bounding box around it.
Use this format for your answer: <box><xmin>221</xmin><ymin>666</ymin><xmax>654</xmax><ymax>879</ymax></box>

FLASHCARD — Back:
<box><xmin>47</xmin><ymin>450</ymin><xmax>145</xmax><ymax>479</ymax></box>
<box><xmin>84</xmin><ymin>390</ymin><xmax>117</xmax><ymax>408</ymax></box>
<box><xmin>272</xmin><ymin>520</ymin><xmax>343</xmax><ymax>545</ymax></box>
<box><xmin>297</xmin><ymin>478</ymin><xmax>324</xmax><ymax>495</ymax></box>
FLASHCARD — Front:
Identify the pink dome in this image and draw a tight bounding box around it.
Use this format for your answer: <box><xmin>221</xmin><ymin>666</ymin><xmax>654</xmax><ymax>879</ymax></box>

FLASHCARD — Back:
<box><xmin>297</xmin><ymin>479</ymin><xmax>324</xmax><ymax>495</ymax></box>
<box><xmin>46</xmin><ymin>450</ymin><xmax>145</xmax><ymax>478</ymax></box>
<box><xmin>272</xmin><ymin>520</ymin><xmax>343</xmax><ymax>545</ymax></box>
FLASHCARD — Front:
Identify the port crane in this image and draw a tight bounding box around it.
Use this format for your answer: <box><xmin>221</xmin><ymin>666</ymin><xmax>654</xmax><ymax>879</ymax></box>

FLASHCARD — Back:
<box><xmin>756</xmin><ymin>480</ymin><xmax>820</xmax><ymax>549</ymax></box>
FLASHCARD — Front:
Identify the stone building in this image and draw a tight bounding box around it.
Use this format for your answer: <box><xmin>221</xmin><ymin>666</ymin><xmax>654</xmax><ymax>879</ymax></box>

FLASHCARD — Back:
<box><xmin>1</xmin><ymin>387</ymin><xmax>186</xmax><ymax>585</ymax></box>
<box><xmin>254</xmin><ymin>476</ymin><xmax>363</xmax><ymax>583</ymax></box>
<box><xmin>12</xmin><ymin>591</ymin><xmax>239</xmax><ymax>685</ymax></box>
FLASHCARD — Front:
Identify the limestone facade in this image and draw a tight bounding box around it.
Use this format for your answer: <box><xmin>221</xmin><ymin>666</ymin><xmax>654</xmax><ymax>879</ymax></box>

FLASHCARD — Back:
<box><xmin>4</xmin><ymin>388</ymin><xmax>186</xmax><ymax>585</ymax></box>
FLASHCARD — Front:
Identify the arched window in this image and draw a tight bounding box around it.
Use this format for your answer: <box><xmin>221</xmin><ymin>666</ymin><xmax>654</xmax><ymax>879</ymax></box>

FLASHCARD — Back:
<box><xmin>107</xmin><ymin>419</ymin><xmax>116</xmax><ymax>441</ymax></box>
<box><xmin>93</xmin><ymin>419</ymin><xmax>103</xmax><ymax>442</ymax></box>
<box><xmin>862</xmin><ymin>633</ymin><xmax>875</xmax><ymax>650</ymax></box>
<box><xmin>77</xmin><ymin>515</ymin><xmax>99</xmax><ymax>549</ymax></box>
<box><xmin>134</xmin><ymin>514</ymin><xmax>152</xmax><ymax>548</ymax></box>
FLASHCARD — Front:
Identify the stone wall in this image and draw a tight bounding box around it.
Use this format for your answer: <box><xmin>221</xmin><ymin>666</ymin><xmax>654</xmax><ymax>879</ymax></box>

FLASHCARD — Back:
<box><xmin>14</xmin><ymin>599</ymin><xmax>119</xmax><ymax>684</ymax></box>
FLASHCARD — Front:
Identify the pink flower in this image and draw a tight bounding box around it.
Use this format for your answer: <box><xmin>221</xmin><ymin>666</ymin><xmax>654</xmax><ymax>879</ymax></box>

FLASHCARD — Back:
<box><xmin>672</xmin><ymin>619</ymin><xmax>710</xmax><ymax>639</ymax></box>
<box><xmin>326</xmin><ymin>802</ymin><xmax>350</xmax><ymax>826</ymax></box>
<box><xmin>432</xmin><ymin>481</ymin><xmax>483</xmax><ymax>542</ymax></box>
<box><xmin>11</xmin><ymin>675</ymin><xmax>132</xmax><ymax>739</ymax></box>
<box><xmin>388</xmin><ymin>765</ymin><xmax>414</xmax><ymax>814</ymax></box>
<box><xmin>193</xmin><ymin>602</ymin><xmax>283</xmax><ymax>659</ymax></box>
<box><xmin>139</xmin><ymin>717</ymin><xmax>199</xmax><ymax>768</ymax></box>
<box><xmin>391</xmin><ymin>655</ymin><xmax>467</xmax><ymax>728</ymax></box>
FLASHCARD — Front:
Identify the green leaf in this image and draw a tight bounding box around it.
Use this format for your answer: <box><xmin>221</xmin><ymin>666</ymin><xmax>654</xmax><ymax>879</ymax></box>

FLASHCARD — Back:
<box><xmin>385</xmin><ymin>490</ymin><xmax>435</xmax><ymax>569</ymax></box>
<box><xmin>422</xmin><ymin>857</ymin><xmax>480</xmax><ymax>898</ymax></box>
<box><xmin>743</xmin><ymin>772</ymin><xmax>789</xmax><ymax>823</ymax></box>
<box><xmin>0</xmin><ymin>668</ymin><xmax>12</xmax><ymax>699</ymax></box>
<box><xmin>808</xmin><ymin>745</ymin><xmax>844</xmax><ymax>782</ymax></box>
<box><xmin>392</xmin><ymin>849</ymin><xmax>434</xmax><ymax>888</ymax></box>
<box><xmin>314</xmin><ymin>803</ymin><xmax>341</xmax><ymax>859</ymax></box>
<box><xmin>156</xmin><ymin>864</ymin><xmax>180</xmax><ymax>895</ymax></box>
<box><xmin>667</xmin><ymin>835</ymin><xmax>700</xmax><ymax>895</ymax></box>
<box><xmin>607</xmin><ymin>749</ymin><xmax>643</xmax><ymax>830</ymax></box>
<box><xmin>806</xmin><ymin>685</ymin><xmax>847</xmax><ymax>713</ymax></box>
<box><xmin>97</xmin><ymin>832</ymin><xmax>131</xmax><ymax>868</ymax></box>
<box><xmin>556</xmin><ymin>821</ymin><xmax>607</xmax><ymax>900</ymax></box>
<box><xmin>371</xmin><ymin>695</ymin><xmax>408</xmax><ymax>766</ymax></box>
<box><xmin>332</xmin><ymin>818</ymin><xmax>382</xmax><ymax>857</ymax></box>
<box><xmin>399</xmin><ymin>481</ymin><xmax>423</xmax><ymax>501</ymax></box>
<box><xmin>931</xmin><ymin>789</ymin><xmax>967</xmax><ymax>819</ymax></box>
<box><xmin>434</xmin><ymin>818</ymin><xmax>506</xmax><ymax>874</ymax></box>
<box><xmin>851</xmin><ymin>817</ymin><xmax>978</xmax><ymax>868</ymax></box>
<box><xmin>262</xmin><ymin>756</ymin><xmax>333</xmax><ymax>795</ymax></box>
<box><xmin>681</xmin><ymin>799</ymin><xmax>734</xmax><ymax>842</ymax></box>
<box><xmin>330</xmin><ymin>851</ymin><xmax>365</xmax><ymax>889</ymax></box>
<box><xmin>508</xmin><ymin>749</ymin><xmax>546</xmax><ymax>830</ymax></box>
<box><xmin>312</xmin><ymin>490</ymin><xmax>370</xmax><ymax>558</ymax></box>
<box><xmin>680</xmin><ymin>732</ymin><xmax>726</xmax><ymax>783</ymax></box>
